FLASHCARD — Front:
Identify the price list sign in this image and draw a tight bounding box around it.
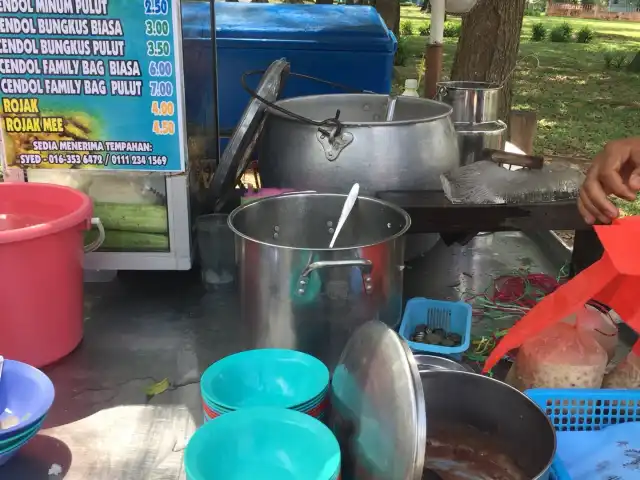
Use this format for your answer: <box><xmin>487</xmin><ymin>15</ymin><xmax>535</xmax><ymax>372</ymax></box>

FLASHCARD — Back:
<box><xmin>0</xmin><ymin>0</ymin><xmax>187</xmax><ymax>171</ymax></box>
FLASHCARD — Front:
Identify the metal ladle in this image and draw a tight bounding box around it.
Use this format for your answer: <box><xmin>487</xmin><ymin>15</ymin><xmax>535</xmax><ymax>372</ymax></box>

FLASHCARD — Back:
<box><xmin>329</xmin><ymin>183</ymin><xmax>360</xmax><ymax>248</ymax></box>
<box><xmin>385</xmin><ymin>96</ymin><xmax>398</xmax><ymax>121</ymax></box>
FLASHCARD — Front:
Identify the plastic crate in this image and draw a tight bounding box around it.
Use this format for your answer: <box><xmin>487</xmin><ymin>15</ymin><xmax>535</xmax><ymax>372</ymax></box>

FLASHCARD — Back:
<box><xmin>398</xmin><ymin>297</ymin><xmax>472</xmax><ymax>358</ymax></box>
<box><xmin>527</xmin><ymin>388</ymin><xmax>640</xmax><ymax>480</ymax></box>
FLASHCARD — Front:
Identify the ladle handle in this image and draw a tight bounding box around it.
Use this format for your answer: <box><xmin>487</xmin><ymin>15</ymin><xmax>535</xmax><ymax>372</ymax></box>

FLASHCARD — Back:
<box><xmin>329</xmin><ymin>183</ymin><xmax>360</xmax><ymax>248</ymax></box>
<box><xmin>483</xmin><ymin>149</ymin><xmax>544</xmax><ymax>170</ymax></box>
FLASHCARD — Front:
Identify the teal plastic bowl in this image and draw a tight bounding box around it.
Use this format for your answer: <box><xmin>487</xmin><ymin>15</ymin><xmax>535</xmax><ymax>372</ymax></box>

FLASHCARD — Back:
<box><xmin>203</xmin><ymin>387</ymin><xmax>328</xmax><ymax>415</ymax></box>
<box><xmin>202</xmin><ymin>400</ymin><xmax>233</xmax><ymax>414</ymax></box>
<box><xmin>0</xmin><ymin>417</ymin><xmax>44</xmax><ymax>450</ymax></box>
<box><xmin>200</xmin><ymin>349</ymin><xmax>329</xmax><ymax>410</ymax></box>
<box><xmin>289</xmin><ymin>387</ymin><xmax>328</xmax><ymax>410</ymax></box>
<box><xmin>0</xmin><ymin>421</ymin><xmax>42</xmax><ymax>466</ymax></box>
<box><xmin>185</xmin><ymin>407</ymin><xmax>340</xmax><ymax>480</ymax></box>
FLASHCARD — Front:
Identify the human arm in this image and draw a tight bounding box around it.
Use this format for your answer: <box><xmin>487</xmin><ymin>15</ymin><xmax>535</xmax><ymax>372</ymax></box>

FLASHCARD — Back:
<box><xmin>578</xmin><ymin>137</ymin><xmax>640</xmax><ymax>225</ymax></box>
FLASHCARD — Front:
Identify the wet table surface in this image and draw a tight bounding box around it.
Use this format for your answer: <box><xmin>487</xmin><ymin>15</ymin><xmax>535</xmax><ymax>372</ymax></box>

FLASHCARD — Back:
<box><xmin>0</xmin><ymin>268</ymin><xmax>247</xmax><ymax>480</ymax></box>
<box><xmin>0</xmin><ymin>231</ymin><xmax>630</xmax><ymax>480</ymax></box>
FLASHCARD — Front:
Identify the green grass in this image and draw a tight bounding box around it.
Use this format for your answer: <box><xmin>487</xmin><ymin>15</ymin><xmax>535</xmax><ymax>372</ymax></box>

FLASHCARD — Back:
<box><xmin>397</xmin><ymin>6</ymin><xmax>640</xmax><ymax>156</ymax></box>
<box><xmin>613</xmin><ymin>193</ymin><xmax>640</xmax><ymax>216</ymax></box>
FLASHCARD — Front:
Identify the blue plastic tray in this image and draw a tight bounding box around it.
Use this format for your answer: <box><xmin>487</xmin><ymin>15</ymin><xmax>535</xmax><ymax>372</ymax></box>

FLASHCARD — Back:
<box><xmin>527</xmin><ymin>388</ymin><xmax>640</xmax><ymax>480</ymax></box>
<box><xmin>398</xmin><ymin>297</ymin><xmax>472</xmax><ymax>358</ymax></box>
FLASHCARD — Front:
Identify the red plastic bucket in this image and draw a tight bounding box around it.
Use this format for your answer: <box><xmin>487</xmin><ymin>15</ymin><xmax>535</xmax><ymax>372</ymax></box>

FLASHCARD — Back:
<box><xmin>0</xmin><ymin>183</ymin><xmax>95</xmax><ymax>367</ymax></box>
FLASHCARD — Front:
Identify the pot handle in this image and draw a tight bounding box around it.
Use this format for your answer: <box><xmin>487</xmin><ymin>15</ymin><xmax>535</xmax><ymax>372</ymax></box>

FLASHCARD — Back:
<box><xmin>483</xmin><ymin>149</ymin><xmax>544</xmax><ymax>170</ymax></box>
<box><xmin>314</xmin><ymin>108</ymin><xmax>353</xmax><ymax>162</ymax></box>
<box><xmin>297</xmin><ymin>259</ymin><xmax>374</xmax><ymax>295</ymax></box>
<box><xmin>242</xmin><ymin>68</ymin><xmax>365</xmax><ymax>163</ymax></box>
<box><xmin>435</xmin><ymin>84</ymin><xmax>448</xmax><ymax>100</ymax></box>
<box><xmin>85</xmin><ymin>217</ymin><xmax>105</xmax><ymax>253</ymax></box>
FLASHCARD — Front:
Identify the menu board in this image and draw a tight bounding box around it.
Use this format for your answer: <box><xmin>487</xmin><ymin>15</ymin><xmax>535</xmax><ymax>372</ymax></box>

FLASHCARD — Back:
<box><xmin>0</xmin><ymin>0</ymin><xmax>187</xmax><ymax>171</ymax></box>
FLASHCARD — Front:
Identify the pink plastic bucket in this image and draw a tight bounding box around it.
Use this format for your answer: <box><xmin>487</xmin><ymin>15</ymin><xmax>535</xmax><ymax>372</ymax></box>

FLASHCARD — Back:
<box><xmin>0</xmin><ymin>183</ymin><xmax>94</xmax><ymax>367</ymax></box>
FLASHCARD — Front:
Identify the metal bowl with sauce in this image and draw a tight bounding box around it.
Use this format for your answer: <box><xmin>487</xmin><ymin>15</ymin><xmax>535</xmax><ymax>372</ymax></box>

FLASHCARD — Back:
<box><xmin>330</xmin><ymin>321</ymin><xmax>556</xmax><ymax>480</ymax></box>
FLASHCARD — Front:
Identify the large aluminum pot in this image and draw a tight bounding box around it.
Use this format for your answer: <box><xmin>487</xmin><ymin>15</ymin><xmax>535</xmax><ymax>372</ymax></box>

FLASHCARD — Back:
<box><xmin>436</xmin><ymin>81</ymin><xmax>501</xmax><ymax>124</ymax></box>
<box><xmin>420</xmin><ymin>370</ymin><xmax>555</xmax><ymax>480</ymax></box>
<box><xmin>228</xmin><ymin>192</ymin><xmax>411</xmax><ymax>371</ymax></box>
<box><xmin>456</xmin><ymin>120</ymin><xmax>508</xmax><ymax>166</ymax></box>
<box><xmin>258</xmin><ymin>94</ymin><xmax>460</xmax><ymax>194</ymax></box>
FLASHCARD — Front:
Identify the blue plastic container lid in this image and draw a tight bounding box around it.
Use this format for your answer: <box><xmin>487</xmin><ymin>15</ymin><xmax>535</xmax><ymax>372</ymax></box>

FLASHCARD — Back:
<box><xmin>182</xmin><ymin>3</ymin><xmax>396</xmax><ymax>53</ymax></box>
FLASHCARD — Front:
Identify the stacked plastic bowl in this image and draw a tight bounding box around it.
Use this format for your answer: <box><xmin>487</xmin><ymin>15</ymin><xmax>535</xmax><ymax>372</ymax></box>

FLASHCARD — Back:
<box><xmin>200</xmin><ymin>349</ymin><xmax>330</xmax><ymax>422</ymax></box>
<box><xmin>0</xmin><ymin>360</ymin><xmax>55</xmax><ymax>465</ymax></box>
<box><xmin>185</xmin><ymin>407</ymin><xmax>341</xmax><ymax>480</ymax></box>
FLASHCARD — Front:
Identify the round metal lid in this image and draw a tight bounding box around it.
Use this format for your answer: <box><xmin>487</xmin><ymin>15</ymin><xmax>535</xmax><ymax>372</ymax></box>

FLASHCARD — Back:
<box><xmin>329</xmin><ymin>320</ymin><xmax>426</xmax><ymax>480</ymax></box>
<box><xmin>209</xmin><ymin>58</ymin><xmax>289</xmax><ymax>211</ymax></box>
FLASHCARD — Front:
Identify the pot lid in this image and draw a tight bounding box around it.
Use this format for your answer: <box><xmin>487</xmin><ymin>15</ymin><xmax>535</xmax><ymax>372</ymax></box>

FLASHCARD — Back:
<box><xmin>329</xmin><ymin>320</ymin><xmax>426</xmax><ymax>480</ymax></box>
<box><xmin>209</xmin><ymin>58</ymin><xmax>289</xmax><ymax>211</ymax></box>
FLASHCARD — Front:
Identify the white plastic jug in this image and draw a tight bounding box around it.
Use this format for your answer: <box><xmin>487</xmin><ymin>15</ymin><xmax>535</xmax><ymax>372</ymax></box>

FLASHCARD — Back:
<box><xmin>402</xmin><ymin>79</ymin><xmax>420</xmax><ymax>97</ymax></box>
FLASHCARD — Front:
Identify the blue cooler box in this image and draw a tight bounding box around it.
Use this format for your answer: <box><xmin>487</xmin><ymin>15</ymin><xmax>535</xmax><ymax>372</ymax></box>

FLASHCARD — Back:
<box><xmin>181</xmin><ymin>2</ymin><xmax>397</xmax><ymax>151</ymax></box>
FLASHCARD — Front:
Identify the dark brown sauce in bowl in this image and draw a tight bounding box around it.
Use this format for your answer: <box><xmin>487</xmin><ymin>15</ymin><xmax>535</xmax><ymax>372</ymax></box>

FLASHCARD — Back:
<box><xmin>424</xmin><ymin>425</ymin><xmax>528</xmax><ymax>480</ymax></box>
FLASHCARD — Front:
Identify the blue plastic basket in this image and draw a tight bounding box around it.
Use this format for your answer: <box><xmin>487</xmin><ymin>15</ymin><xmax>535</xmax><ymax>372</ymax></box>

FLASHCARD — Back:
<box><xmin>526</xmin><ymin>388</ymin><xmax>640</xmax><ymax>480</ymax></box>
<box><xmin>398</xmin><ymin>297</ymin><xmax>472</xmax><ymax>358</ymax></box>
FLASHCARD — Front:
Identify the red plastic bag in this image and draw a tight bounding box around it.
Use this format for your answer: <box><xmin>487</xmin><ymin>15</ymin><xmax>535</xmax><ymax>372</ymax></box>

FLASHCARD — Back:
<box><xmin>507</xmin><ymin>321</ymin><xmax>607</xmax><ymax>391</ymax></box>
<box><xmin>484</xmin><ymin>217</ymin><xmax>640</xmax><ymax>374</ymax></box>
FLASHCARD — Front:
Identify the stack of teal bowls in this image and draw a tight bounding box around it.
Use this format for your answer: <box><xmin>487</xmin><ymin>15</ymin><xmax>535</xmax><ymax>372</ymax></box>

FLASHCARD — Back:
<box><xmin>0</xmin><ymin>359</ymin><xmax>55</xmax><ymax>466</ymax></box>
<box><xmin>185</xmin><ymin>407</ymin><xmax>341</xmax><ymax>480</ymax></box>
<box><xmin>200</xmin><ymin>349</ymin><xmax>330</xmax><ymax>422</ymax></box>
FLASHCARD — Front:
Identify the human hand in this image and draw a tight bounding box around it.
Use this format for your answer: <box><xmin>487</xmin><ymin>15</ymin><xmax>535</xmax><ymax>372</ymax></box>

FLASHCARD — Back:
<box><xmin>578</xmin><ymin>137</ymin><xmax>640</xmax><ymax>224</ymax></box>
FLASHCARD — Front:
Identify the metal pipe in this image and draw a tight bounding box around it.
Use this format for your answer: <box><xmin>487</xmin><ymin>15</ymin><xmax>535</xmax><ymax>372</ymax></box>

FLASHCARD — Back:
<box><xmin>430</xmin><ymin>0</ymin><xmax>446</xmax><ymax>44</ymax></box>
<box><xmin>424</xmin><ymin>44</ymin><xmax>443</xmax><ymax>99</ymax></box>
<box><xmin>424</xmin><ymin>0</ymin><xmax>446</xmax><ymax>98</ymax></box>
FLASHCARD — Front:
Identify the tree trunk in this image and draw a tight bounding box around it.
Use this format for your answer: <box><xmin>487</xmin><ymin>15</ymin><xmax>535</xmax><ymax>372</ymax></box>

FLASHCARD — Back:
<box><xmin>450</xmin><ymin>0</ymin><xmax>527</xmax><ymax>119</ymax></box>
<box><xmin>394</xmin><ymin>0</ymin><xmax>400</xmax><ymax>35</ymax></box>
<box><xmin>316</xmin><ymin>0</ymin><xmax>334</xmax><ymax>4</ymax></box>
<box><xmin>628</xmin><ymin>51</ymin><xmax>640</xmax><ymax>73</ymax></box>
<box><xmin>375</xmin><ymin>0</ymin><xmax>400</xmax><ymax>36</ymax></box>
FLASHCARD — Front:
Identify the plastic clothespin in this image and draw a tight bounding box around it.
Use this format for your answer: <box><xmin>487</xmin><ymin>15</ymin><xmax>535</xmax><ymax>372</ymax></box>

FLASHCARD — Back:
<box><xmin>484</xmin><ymin>216</ymin><xmax>640</xmax><ymax>373</ymax></box>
